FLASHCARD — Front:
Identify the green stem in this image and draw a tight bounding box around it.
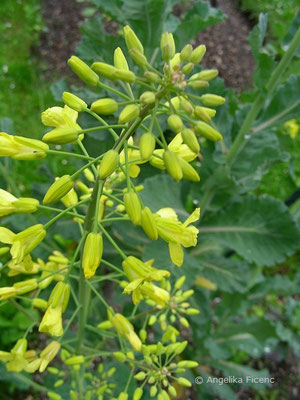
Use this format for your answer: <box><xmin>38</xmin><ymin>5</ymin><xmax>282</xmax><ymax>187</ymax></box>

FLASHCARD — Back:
<box><xmin>99</xmin><ymin>223</ymin><xmax>127</xmax><ymax>259</ymax></box>
<box><xmin>84</xmin><ymin>108</ymin><xmax>122</xmax><ymax>141</ymax></box>
<box><xmin>37</xmin><ymin>204</ymin><xmax>84</xmax><ymax>219</ymax></box>
<box><xmin>43</xmin><ymin>198</ymin><xmax>89</xmax><ymax>230</ymax></box>
<box><xmin>46</xmin><ymin>149</ymin><xmax>92</xmax><ymax>160</ymax></box>
<box><xmin>77</xmin><ymin>140</ymin><xmax>98</xmax><ymax>176</ymax></box>
<box><xmin>98</xmin><ymin>81</ymin><xmax>130</xmax><ymax>100</ymax></box>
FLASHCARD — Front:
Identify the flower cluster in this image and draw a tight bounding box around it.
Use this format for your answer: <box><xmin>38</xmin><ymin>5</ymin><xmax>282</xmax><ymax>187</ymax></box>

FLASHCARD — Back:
<box><xmin>0</xmin><ymin>25</ymin><xmax>224</xmax><ymax>399</ymax></box>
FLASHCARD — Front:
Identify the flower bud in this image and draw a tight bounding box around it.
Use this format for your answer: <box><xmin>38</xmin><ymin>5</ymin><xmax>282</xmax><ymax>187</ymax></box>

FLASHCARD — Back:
<box><xmin>133</xmin><ymin>388</ymin><xmax>143</xmax><ymax>400</ymax></box>
<box><xmin>182</xmin><ymin>62</ymin><xmax>194</xmax><ymax>74</ymax></box>
<box><xmin>12</xmin><ymin>225</ymin><xmax>46</xmax><ymax>262</ymax></box>
<box><xmin>177</xmin><ymin>377</ymin><xmax>192</xmax><ymax>387</ymax></box>
<box><xmin>114</xmin><ymin>47</ymin><xmax>129</xmax><ymax>71</ymax></box>
<box><xmin>0</xmin><ymin>247</ymin><xmax>10</xmax><ymax>256</ymax></box>
<box><xmin>190</xmin><ymin>44</ymin><xmax>206</xmax><ymax>64</ymax></box>
<box><xmin>193</xmin><ymin>69</ymin><xmax>218</xmax><ymax>81</ymax></box>
<box><xmin>124</xmin><ymin>25</ymin><xmax>144</xmax><ymax>54</ymax></box>
<box><xmin>148</xmin><ymin>315</ymin><xmax>157</xmax><ymax>326</ymax></box>
<box><xmin>144</xmin><ymin>71</ymin><xmax>160</xmax><ymax>83</ymax></box>
<box><xmin>62</xmin><ymin>92</ymin><xmax>87</xmax><ymax>112</ymax></box>
<box><xmin>139</xmin><ymin>329</ymin><xmax>147</xmax><ymax>342</ymax></box>
<box><xmin>98</xmin><ymin>150</ymin><xmax>120</xmax><ymax>179</ymax></box>
<box><xmin>118</xmin><ymin>104</ymin><xmax>140</xmax><ymax>124</ymax></box>
<box><xmin>124</xmin><ymin>192</ymin><xmax>142</xmax><ymax>225</ymax></box>
<box><xmin>118</xmin><ymin>393</ymin><xmax>128</xmax><ymax>400</ymax></box>
<box><xmin>113</xmin><ymin>351</ymin><xmax>126</xmax><ymax>362</ymax></box>
<box><xmin>195</xmin><ymin>276</ymin><xmax>217</xmax><ymax>290</ymax></box>
<box><xmin>194</xmin><ymin>106</ymin><xmax>212</xmax><ymax>122</ymax></box>
<box><xmin>180</xmin><ymin>317</ymin><xmax>189</xmax><ymax>327</ymax></box>
<box><xmin>97</xmin><ymin>320</ymin><xmax>113</xmax><ymax>330</ymax></box>
<box><xmin>139</xmin><ymin>132</ymin><xmax>156</xmax><ymax>160</ymax></box>
<box><xmin>14</xmin><ymin>198</ymin><xmax>39</xmax><ymax>213</ymax></box>
<box><xmin>150</xmin><ymin>386</ymin><xmax>158</xmax><ymax>397</ymax></box>
<box><xmin>181</xmin><ymin>128</ymin><xmax>200</xmax><ymax>153</ymax></box>
<box><xmin>134</xmin><ymin>371</ymin><xmax>146</xmax><ymax>381</ymax></box>
<box><xmin>175</xmin><ymin>275</ymin><xmax>186</xmax><ymax>289</ymax></box>
<box><xmin>109</xmin><ymin>313</ymin><xmax>142</xmax><ymax>351</ymax></box>
<box><xmin>61</xmin><ymin>188</ymin><xmax>78</xmax><ymax>208</ymax></box>
<box><xmin>168</xmin><ymin>386</ymin><xmax>177</xmax><ymax>398</ymax></box>
<box><xmin>40</xmin><ymin>341</ymin><xmax>61</xmax><ymax>372</ymax></box>
<box><xmin>163</xmin><ymin>150</ymin><xmax>183</xmax><ymax>181</ymax></box>
<box><xmin>82</xmin><ymin>232</ymin><xmax>103</xmax><ymax>279</ymax></box>
<box><xmin>67</xmin><ymin>56</ymin><xmax>99</xmax><ymax>86</ymax></box>
<box><xmin>180</xmin><ymin>98</ymin><xmax>194</xmax><ymax>115</ymax></box>
<box><xmin>140</xmin><ymin>91</ymin><xmax>156</xmax><ymax>104</ymax></box>
<box><xmin>167</xmin><ymin>115</ymin><xmax>184</xmax><ymax>133</ymax></box>
<box><xmin>42</xmin><ymin>127</ymin><xmax>79</xmax><ymax>144</ymax></box>
<box><xmin>180</xmin><ymin>44</ymin><xmax>193</xmax><ymax>62</ymax></box>
<box><xmin>43</xmin><ymin>175</ymin><xmax>74</xmax><ymax>204</ymax></box>
<box><xmin>178</xmin><ymin>157</ymin><xmax>200</xmax><ymax>182</ymax></box>
<box><xmin>195</xmin><ymin>121</ymin><xmax>223</xmax><ymax>141</ymax></box>
<box><xmin>186</xmin><ymin>307</ymin><xmax>200</xmax><ymax>315</ymax></box>
<box><xmin>91</xmin><ymin>98</ymin><xmax>118</xmax><ymax>115</ymax></box>
<box><xmin>188</xmin><ymin>79</ymin><xmax>209</xmax><ymax>89</ymax></box>
<box><xmin>200</xmin><ymin>94</ymin><xmax>226</xmax><ymax>107</ymax></box>
<box><xmin>141</xmin><ymin>207</ymin><xmax>158</xmax><ymax>240</ymax></box>
<box><xmin>33</xmin><ymin>298</ymin><xmax>48</xmax><ymax>310</ymax></box>
<box><xmin>113</xmin><ymin>69</ymin><xmax>136</xmax><ymax>83</ymax></box>
<box><xmin>91</xmin><ymin>62</ymin><xmax>117</xmax><ymax>79</ymax></box>
<box><xmin>65</xmin><ymin>355</ymin><xmax>85</xmax><ymax>365</ymax></box>
<box><xmin>177</xmin><ymin>360</ymin><xmax>199</xmax><ymax>368</ymax></box>
<box><xmin>129</xmin><ymin>49</ymin><xmax>147</xmax><ymax>67</ymax></box>
<box><xmin>161</xmin><ymin>32</ymin><xmax>175</xmax><ymax>62</ymax></box>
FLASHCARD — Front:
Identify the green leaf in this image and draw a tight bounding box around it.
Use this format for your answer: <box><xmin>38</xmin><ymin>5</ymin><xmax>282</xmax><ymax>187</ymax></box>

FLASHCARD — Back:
<box><xmin>249</xmin><ymin>13</ymin><xmax>268</xmax><ymax>60</ymax></box>
<box><xmin>189</xmin><ymin>256</ymin><xmax>251</xmax><ymax>293</ymax></box>
<box><xmin>231</xmin><ymin>130</ymin><xmax>288</xmax><ymax>191</ymax></box>
<box><xmin>199</xmin><ymin>195</ymin><xmax>300</xmax><ymax>266</ymax></box>
<box><xmin>173</xmin><ymin>0</ymin><xmax>225</xmax><ymax>49</ymax></box>
<box><xmin>208</xmin><ymin>360</ymin><xmax>270</xmax><ymax>388</ymax></box>
<box><xmin>254</xmin><ymin>74</ymin><xmax>300</xmax><ymax>132</ymax></box>
<box><xmin>282</xmin><ymin>10</ymin><xmax>300</xmax><ymax>57</ymax></box>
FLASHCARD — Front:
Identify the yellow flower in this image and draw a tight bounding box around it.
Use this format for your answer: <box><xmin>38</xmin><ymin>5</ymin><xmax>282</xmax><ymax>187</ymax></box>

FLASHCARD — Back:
<box><xmin>122</xmin><ymin>256</ymin><xmax>170</xmax><ymax>304</ymax></box>
<box><xmin>7</xmin><ymin>256</ymin><xmax>40</xmax><ymax>276</ymax></box>
<box><xmin>42</xmin><ymin>105</ymin><xmax>81</xmax><ymax>130</ymax></box>
<box><xmin>0</xmin><ymin>132</ymin><xmax>48</xmax><ymax>160</ymax></box>
<box><xmin>0</xmin><ymin>339</ymin><xmax>29</xmax><ymax>372</ymax></box>
<box><xmin>119</xmin><ymin>137</ymin><xmax>146</xmax><ymax>178</ymax></box>
<box><xmin>109</xmin><ymin>312</ymin><xmax>142</xmax><ymax>351</ymax></box>
<box><xmin>140</xmin><ymin>282</ymin><xmax>170</xmax><ymax>306</ymax></box>
<box><xmin>154</xmin><ymin>208</ymin><xmax>200</xmax><ymax>266</ymax></box>
<box><xmin>0</xmin><ymin>189</ymin><xmax>38</xmax><ymax>217</ymax></box>
<box><xmin>284</xmin><ymin>119</ymin><xmax>299</xmax><ymax>139</ymax></box>
<box><xmin>39</xmin><ymin>341</ymin><xmax>61</xmax><ymax>372</ymax></box>
<box><xmin>39</xmin><ymin>252</ymin><xmax>68</xmax><ymax>289</ymax></box>
<box><xmin>10</xmin><ymin>224</ymin><xmax>46</xmax><ymax>264</ymax></box>
<box><xmin>150</xmin><ymin>133</ymin><xmax>197</xmax><ymax>170</ymax></box>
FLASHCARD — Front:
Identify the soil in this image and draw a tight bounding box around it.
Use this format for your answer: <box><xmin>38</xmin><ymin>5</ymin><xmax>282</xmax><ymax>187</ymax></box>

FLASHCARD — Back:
<box><xmin>39</xmin><ymin>0</ymin><xmax>255</xmax><ymax>91</ymax></box>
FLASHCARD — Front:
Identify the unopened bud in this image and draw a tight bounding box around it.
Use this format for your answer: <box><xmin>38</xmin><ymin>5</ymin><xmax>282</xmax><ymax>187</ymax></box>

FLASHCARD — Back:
<box><xmin>129</xmin><ymin>49</ymin><xmax>147</xmax><ymax>67</ymax></box>
<box><xmin>139</xmin><ymin>329</ymin><xmax>147</xmax><ymax>342</ymax></box>
<box><xmin>98</xmin><ymin>150</ymin><xmax>119</xmax><ymax>179</ymax></box>
<box><xmin>67</xmin><ymin>56</ymin><xmax>99</xmax><ymax>86</ymax></box>
<box><xmin>62</xmin><ymin>92</ymin><xmax>87</xmax><ymax>112</ymax></box>
<box><xmin>118</xmin><ymin>104</ymin><xmax>140</xmax><ymax>124</ymax></box>
<box><xmin>180</xmin><ymin>98</ymin><xmax>194</xmax><ymax>115</ymax></box>
<box><xmin>148</xmin><ymin>315</ymin><xmax>157</xmax><ymax>326</ymax></box>
<box><xmin>180</xmin><ymin>44</ymin><xmax>193</xmax><ymax>62</ymax></box>
<box><xmin>194</xmin><ymin>106</ymin><xmax>212</xmax><ymax>122</ymax></box>
<box><xmin>124</xmin><ymin>25</ymin><xmax>144</xmax><ymax>54</ymax></box>
<box><xmin>113</xmin><ymin>69</ymin><xmax>136</xmax><ymax>83</ymax></box>
<box><xmin>139</xmin><ymin>133</ymin><xmax>156</xmax><ymax>160</ymax></box>
<box><xmin>82</xmin><ymin>232</ymin><xmax>103</xmax><ymax>279</ymax></box>
<box><xmin>134</xmin><ymin>371</ymin><xmax>146</xmax><ymax>381</ymax></box>
<box><xmin>150</xmin><ymin>386</ymin><xmax>158</xmax><ymax>397</ymax></box>
<box><xmin>188</xmin><ymin>80</ymin><xmax>209</xmax><ymax>89</ymax></box>
<box><xmin>186</xmin><ymin>308</ymin><xmax>200</xmax><ymax>315</ymax></box>
<box><xmin>163</xmin><ymin>150</ymin><xmax>183</xmax><ymax>181</ymax></box>
<box><xmin>181</xmin><ymin>128</ymin><xmax>200</xmax><ymax>153</ymax></box>
<box><xmin>177</xmin><ymin>377</ymin><xmax>192</xmax><ymax>387</ymax></box>
<box><xmin>124</xmin><ymin>192</ymin><xmax>142</xmax><ymax>225</ymax></box>
<box><xmin>113</xmin><ymin>351</ymin><xmax>126</xmax><ymax>362</ymax></box>
<box><xmin>33</xmin><ymin>298</ymin><xmax>48</xmax><ymax>310</ymax></box>
<box><xmin>133</xmin><ymin>387</ymin><xmax>143</xmax><ymax>400</ymax></box>
<box><xmin>42</xmin><ymin>127</ymin><xmax>79</xmax><ymax>144</ymax></box>
<box><xmin>182</xmin><ymin>62</ymin><xmax>194</xmax><ymax>74</ymax></box>
<box><xmin>91</xmin><ymin>98</ymin><xmax>118</xmax><ymax>115</ymax></box>
<box><xmin>141</xmin><ymin>206</ymin><xmax>158</xmax><ymax>240</ymax></box>
<box><xmin>114</xmin><ymin>47</ymin><xmax>129</xmax><ymax>70</ymax></box>
<box><xmin>195</xmin><ymin>276</ymin><xmax>217</xmax><ymax>290</ymax></box>
<box><xmin>47</xmin><ymin>392</ymin><xmax>62</xmax><ymax>400</ymax></box>
<box><xmin>193</xmin><ymin>69</ymin><xmax>218</xmax><ymax>81</ymax></box>
<box><xmin>140</xmin><ymin>91</ymin><xmax>156</xmax><ymax>104</ymax></box>
<box><xmin>167</xmin><ymin>115</ymin><xmax>184</xmax><ymax>133</ymax></box>
<box><xmin>43</xmin><ymin>175</ymin><xmax>74</xmax><ymax>204</ymax></box>
<box><xmin>65</xmin><ymin>356</ymin><xmax>85</xmax><ymax>365</ymax></box>
<box><xmin>98</xmin><ymin>320</ymin><xmax>113</xmax><ymax>330</ymax></box>
<box><xmin>144</xmin><ymin>71</ymin><xmax>160</xmax><ymax>83</ymax></box>
<box><xmin>190</xmin><ymin>44</ymin><xmax>206</xmax><ymax>64</ymax></box>
<box><xmin>177</xmin><ymin>360</ymin><xmax>198</xmax><ymax>368</ymax></box>
<box><xmin>195</xmin><ymin>121</ymin><xmax>223</xmax><ymax>141</ymax></box>
<box><xmin>200</xmin><ymin>94</ymin><xmax>225</xmax><ymax>107</ymax></box>
<box><xmin>178</xmin><ymin>157</ymin><xmax>200</xmax><ymax>182</ymax></box>
<box><xmin>161</xmin><ymin>32</ymin><xmax>175</xmax><ymax>62</ymax></box>
<box><xmin>168</xmin><ymin>386</ymin><xmax>177</xmax><ymax>398</ymax></box>
<box><xmin>91</xmin><ymin>62</ymin><xmax>117</xmax><ymax>79</ymax></box>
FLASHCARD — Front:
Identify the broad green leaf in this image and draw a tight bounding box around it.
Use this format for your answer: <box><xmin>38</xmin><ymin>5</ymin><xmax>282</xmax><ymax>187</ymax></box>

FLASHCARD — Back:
<box><xmin>173</xmin><ymin>0</ymin><xmax>225</xmax><ymax>49</ymax></box>
<box><xmin>208</xmin><ymin>360</ymin><xmax>270</xmax><ymax>387</ymax></box>
<box><xmin>140</xmin><ymin>174</ymin><xmax>186</xmax><ymax>216</ymax></box>
<box><xmin>254</xmin><ymin>74</ymin><xmax>300</xmax><ymax>132</ymax></box>
<box><xmin>199</xmin><ymin>195</ymin><xmax>300</xmax><ymax>266</ymax></box>
<box><xmin>189</xmin><ymin>256</ymin><xmax>251</xmax><ymax>293</ymax></box>
<box><xmin>231</xmin><ymin>130</ymin><xmax>288</xmax><ymax>191</ymax></box>
<box><xmin>249</xmin><ymin>13</ymin><xmax>268</xmax><ymax>60</ymax></box>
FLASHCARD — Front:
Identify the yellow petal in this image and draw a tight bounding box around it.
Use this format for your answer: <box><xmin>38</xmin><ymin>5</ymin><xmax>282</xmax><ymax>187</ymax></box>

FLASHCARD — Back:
<box><xmin>183</xmin><ymin>208</ymin><xmax>200</xmax><ymax>227</ymax></box>
<box><xmin>0</xmin><ymin>227</ymin><xmax>15</xmax><ymax>244</ymax></box>
<box><xmin>169</xmin><ymin>242</ymin><xmax>184</xmax><ymax>267</ymax></box>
